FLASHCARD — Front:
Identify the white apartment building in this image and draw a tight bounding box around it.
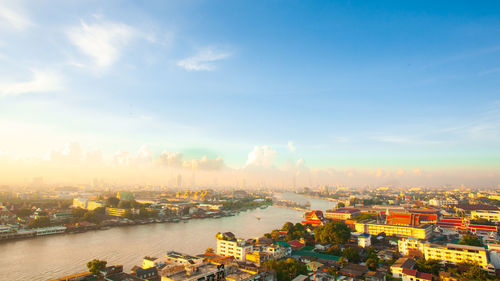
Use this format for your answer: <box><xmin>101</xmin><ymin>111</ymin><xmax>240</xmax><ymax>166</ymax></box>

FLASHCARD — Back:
<box><xmin>471</xmin><ymin>210</ymin><xmax>500</xmax><ymax>223</ymax></box>
<box><xmin>398</xmin><ymin>238</ymin><xmax>490</xmax><ymax>269</ymax></box>
<box><xmin>357</xmin><ymin>233</ymin><xmax>371</xmax><ymax>248</ymax></box>
<box><xmin>72</xmin><ymin>198</ymin><xmax>104</xmax><ymax>210</ymax></box>
<box><xmin>428</xmin><ymin>199</ymin><xmax>458</xmax><ymax>207</ymax></box>
<box><xmin>216</xmin><ymin>233</ymin><xmax>253</xmax><ymax>261</ymax></box>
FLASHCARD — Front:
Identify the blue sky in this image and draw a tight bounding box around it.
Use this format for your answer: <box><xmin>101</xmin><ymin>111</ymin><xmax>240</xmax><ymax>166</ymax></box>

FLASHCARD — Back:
<box><xmin>1</xmin><ymin>0</ymin><xmax>500</xmax><ymax>185</ymax></box>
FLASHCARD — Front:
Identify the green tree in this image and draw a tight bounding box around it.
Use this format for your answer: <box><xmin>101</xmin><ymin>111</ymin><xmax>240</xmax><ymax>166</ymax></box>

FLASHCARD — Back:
<box><xmin>282</xmin><ymin>222</ymin><xmax>295</xmax><ymax>232</ymax></box>
<box><xmin>342</xmin><ymin>247</ymin><xmax>361</xmax><ymax>263</ymax></box>
<box><xmin>271</xmin><ymin>230</ymin><xmax>282</xmax><ymax>241</ymax></box>
<box><xmin>87</xmin><ymin>259</ymin><xmax>107</xmax><ymax>275</ymax></box>
<box><xmin>338</xmin><ymin>257</ymin><xmax>348</xmax><ymax>267</ymax></box>
<box><xmin>206</xmin><ymin>247</ymin><xmax>215</xmax><ymax>253</ymax></box>
<box><xmin>326</xmin><ymin>245</ymin><xmax>341</xmax><ymax>256</ymax></box>
<box><xmin>457</xmin><ymin>263</ymin><xmax>494</xmax><ymax>281</ymax></box>
<box><xmin>16</xmin><ymin>208</ymin><xmax>32</xmax><ymax>217</ymax></box>
<box><xmin>29</xmin><ymin>216</ymin><xmax>51</xmax><ymax>228</ymax></box>
<box><xmin>470</xmin><ymin>218</ymin><xmax>494</xmax><ymax>225</ymax></box>
<box><xmin>353</xmin><ymin>213</ymin><xmax>377</xmax><ymax>221</ymax></box>
<box><xmin>366</xmin><ymin>246</ymin><xmax>378</xmax><ymax>260</ymax></box>
<box><xmin>71</xmin><ymin>207</ymin><xmax>87</xmax><ymax>218</ymax></box>
<box><xmin>337</xmin><ymin>202</ymin><xmax>345</xmax><ymax>208</ymax></box>
<box><xmin>458</xmin><ymin>234</ymin><xmax>483</xmax><ymax>247</ymax></box>
<box><xmin>366</xmin><ymin>258</ymin><xmax>379</xmax><ymax>270</ymax></box>
<box><xmin>416</xmin><ymin>258</ymin><xmax>442</xmax><ymax>275</ymax></box>
<box><xmin>264</xmin><ymin>258</ymin><xmax>307</xmax><ymax>281</ymax></box>
<box><xmin>93</xmin><ymin>207</ymin><xmax>106</xmax><ymax>215</ymax></box>
<box><xmin>314</xmin><ymin>221</ymin><xmax>351</xmax><ymax>245</ymax></box>
<box><xmin>118</xmin><ymin>200</ymin><xmax>132</xmax><ymax>209</ymax></box>
<box><xmin>106</xmin><ymin>197</ymin><xmax>120</xmax><ymax>207</ymax></box>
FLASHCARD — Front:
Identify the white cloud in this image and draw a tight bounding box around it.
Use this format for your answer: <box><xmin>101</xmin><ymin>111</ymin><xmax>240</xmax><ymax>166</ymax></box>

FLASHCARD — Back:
<box><xmin>48</xmin><ymin>141</ymin><xmax>83</xmax><ymax>163</ymax></box>
<box><xmin>112</xmin><ymin>146</ymin><xmax>154</xmax><ymax>166</ymax></box>
<box><xmin>158</xmin><ymin>151</ymin><xmax>183</xmax><ymax>167</ymax></box>
<box><xmin>0</xmin><ymin>2</ymin><xmax>32</xmax><ymax>31</ymax></box>
<box><xmin>288</xmin><ymin>141</ymin><xmax>295</xmax><ymax>153</ymax></box>
<box><xmin>0</xmin><ymin>70</ymin><xmax>63</xmax><ymax>97</ymax></box>
<box><xmin>177</xmin><ymin>49</ymin><xmax>230</xmax><ymax>71</ymax></box>
<box><xmin>183</xmin><ymin>156</ymin><xmax>224</xmax><ymax>170</ymax></box>
<box><xmin>246</xmin><ymin>145</ymin><xmax>278</xmax><ymax>168</ymax></box>
<box><xmin>67</xmin><ymin>19</ymin><xmax>135</xmax><ymax>68</ymax></box>
<box><xmin>84</xmin><ymin>150</ymin><xmax>103</xmax><ymax>164</ymax></box>
<box><xmin>113</xmin><ymin>150</ymin><xmax>130</xmax><ymax>166</ymax></box>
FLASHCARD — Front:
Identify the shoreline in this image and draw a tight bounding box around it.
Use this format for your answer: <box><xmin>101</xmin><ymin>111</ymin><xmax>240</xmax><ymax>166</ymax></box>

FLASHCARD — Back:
<box><xmin>0</xmin><ymin>207</ymin><xmax>264</xmax><ymax>243</ymax></box>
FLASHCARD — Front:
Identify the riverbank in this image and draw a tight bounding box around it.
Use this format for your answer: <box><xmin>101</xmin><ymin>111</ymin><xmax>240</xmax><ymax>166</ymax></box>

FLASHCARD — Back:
<box><xmin>0</xmin><ymin>194</ymin><xmax>337</xmax><ymax>281</ymax></box>
<box><xmin>0</xmin><ymin>209</ymin><xmax>242</xmax><ymax>243</ymax></box>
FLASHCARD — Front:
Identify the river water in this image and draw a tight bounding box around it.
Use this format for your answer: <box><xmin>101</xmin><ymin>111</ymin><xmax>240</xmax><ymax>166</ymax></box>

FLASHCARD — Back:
<box><xmin>0</xmin><ymin>193</ymin><xmax>336</xmax><ymax>281</ymax></box>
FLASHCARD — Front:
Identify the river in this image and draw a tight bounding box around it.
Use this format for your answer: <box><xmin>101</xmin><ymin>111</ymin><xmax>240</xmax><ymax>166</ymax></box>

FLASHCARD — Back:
<box><xmin>0</xmin><ymin>193</ymin><xmax>336</xmax><ymax>281</ymax></box>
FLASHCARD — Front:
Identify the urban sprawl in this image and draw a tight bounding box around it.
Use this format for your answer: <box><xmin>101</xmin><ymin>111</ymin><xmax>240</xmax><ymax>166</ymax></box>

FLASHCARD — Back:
<box><xmin>1</xmin><ymin>185</ymin><xmax>500</xmax><ymax>281</ymax></box>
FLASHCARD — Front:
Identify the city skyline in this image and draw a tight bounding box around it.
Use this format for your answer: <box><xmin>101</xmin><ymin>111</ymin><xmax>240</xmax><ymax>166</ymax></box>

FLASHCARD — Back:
<box><xmin>1</xmin><ymin>1</ymin><xmax>500</xmax><ymax>186</ymax></box>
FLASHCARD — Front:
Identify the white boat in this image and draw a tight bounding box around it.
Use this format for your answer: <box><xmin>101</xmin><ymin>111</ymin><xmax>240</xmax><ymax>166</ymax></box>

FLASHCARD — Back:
<box><xmin>34</xmin><ymin>226</ymin><xmax>66</xmax><ymax>236</ymax></box>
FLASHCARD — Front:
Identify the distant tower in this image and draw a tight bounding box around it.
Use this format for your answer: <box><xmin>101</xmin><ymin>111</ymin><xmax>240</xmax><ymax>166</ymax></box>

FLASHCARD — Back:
<box><xmin>176</xmin><ymin>174</ymin><xmax>183</xmax><ymax>188</ymax></box>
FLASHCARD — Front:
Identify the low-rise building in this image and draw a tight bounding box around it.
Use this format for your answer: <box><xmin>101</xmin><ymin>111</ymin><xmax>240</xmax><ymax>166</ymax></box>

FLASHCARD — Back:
<box><xmin>365</xmin><ymin>271</ymin><xmax>386</xmax><ymax>281</ymax></box>
<box><xmin>386</xmin><ymin>212</ymin><xmax>438</xmax><ymax>226</ymax></box>
<box><xmin>429</xmin><ymin>198</ymin><xmax>458</xmax><ymax>207</ymax></box>
<box><xmin>354</xmin><ymin>220</ymin><xmax>432</xmax><ymax>239</ymax></box>
<box><xmin>72</xmin><ymin>198</ymin><xmax>104</xmax><ymax>210</ymax></box>
<box><xmin>161</xmin><ymin>263</ymin><xmax>225</xmax><ymax>281</ymax></box>
<box><xmin>390</xmin><ymin>257</ymin><xmax>417</xmax><ymax>278</ymax></box>
<box><xmin>398</xmin><ymin>238</ymin><xmax>490</xmax><ymax>269</ymax></box>
<box><xmin>471</xmin><ymin>210</ymin><xmax>500</xmax><ymax>223</ymax></box>
<box><xmin>357</xmin><ymin>233</ymin><xmax>371</xmax><ymax>248</ymax></box>
<box><xmin>401</xmin><ymin>268</ymin><xmax>432</xmax><ymax>281</ymax></box>
<box><xmin>437</xmin><ymin>217</ymin><xmax>498</xmax><ymax>235</ymax></box>
<box><xmin>106</xmin><ymin>207</ymin><xmax>128</xmax><ymax>217</ymax></box>
<box><xmin>324</xmin><ymin>208</ymin><xmax>360</xmax><ymax>220</ymax></box>
<box><xmin>216</xmin><ymin>232</ymin><xmax>253</xmax><ymax>261</ymax></box>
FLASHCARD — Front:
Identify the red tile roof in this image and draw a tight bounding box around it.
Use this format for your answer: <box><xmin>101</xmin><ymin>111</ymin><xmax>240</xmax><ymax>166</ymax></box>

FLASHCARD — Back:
<box><xmin>402</xmin><ymin>268</ymin><xmax>432</xmax><ymax>281</ymax></box>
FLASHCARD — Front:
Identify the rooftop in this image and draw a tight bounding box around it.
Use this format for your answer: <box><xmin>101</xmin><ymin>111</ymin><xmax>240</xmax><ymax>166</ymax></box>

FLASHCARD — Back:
<box><xmin>162</xmin><ymin>263</ymin><xmax>219</xmax><ymax>281</ymax></box>
<box><xmin>402</xmin><ymin>268</ymin><xmax>432</xmax><ymax>281</ymax></box>
<box><xmin>326</xmin><ymin>208</ymin><xmax>360</xmax><ymax>214</ymax></box>
<box><xmin>391</xmin><ymin>257</ymin><xmax>416</xmax><ymax>270</ymax></box>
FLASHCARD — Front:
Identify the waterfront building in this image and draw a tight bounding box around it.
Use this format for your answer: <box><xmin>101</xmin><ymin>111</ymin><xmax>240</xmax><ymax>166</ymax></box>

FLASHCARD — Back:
<box><xmin>0</xmin><ymin>207</ymin><xmax>15</xmax><ymax>223</ymax></box>
<box><xmin>301</xmin><ymin>210</ymin><xmax>328</xmax><ymax>226</ymax></box>
<box><xmin>72</xmin><ymin>197</ymin><xmax>88</xmax><ymax>209</ymax></box>
<box><xmin>165</xmin><ymin>251</ymin><xmax>204</xmax><ymax>267</ymax></box>
<box><xmin>354</xmin><ymin>220</ymin><xmax>432</xmax><ymax>239</ymax></box>
<box><xmin>161</xmin><ymin>263</ymin><xmax>225</xmax><ymax>281</ymax></box>
<box><xmin>131</xmin><ymin>266</ymin><xmax>159</xmax><ymax>280</ymax></box>
<box><xmin>216</xmin><ymin>232</ymin><xmax>253</xmax><ymax>261</ymax></box>
<box><xmin>324</xmin><ymin>208</ymin><xmax>360</xmax><ymax>220</ymax></box>
<box><xmin>106</xmin><ymin>207</ymin><xmax>128</xmax><ymax>217</ymax></box>
<box><xmin>398</xmin><ymin>238</ymin><xmax>490</xmax><ymax>269</ymax></box>
<box><xmin>143</xmin><ymin>256</ymin><xmax>166</xmax><ymax>269</ymax></box>
<box><xmin>72</xmin><ymin>198</ymin><xmax>104</xmax><ymax>210</ymax></box>
<box><xmin>471</xmin><ymin>210</ymin><xmax>500</xmax><ymax>223</ymax></box>
<box><xmin>34</xmin><ymin>226</ymin><xmax>66</xmax><ymax>236</ymax></box>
